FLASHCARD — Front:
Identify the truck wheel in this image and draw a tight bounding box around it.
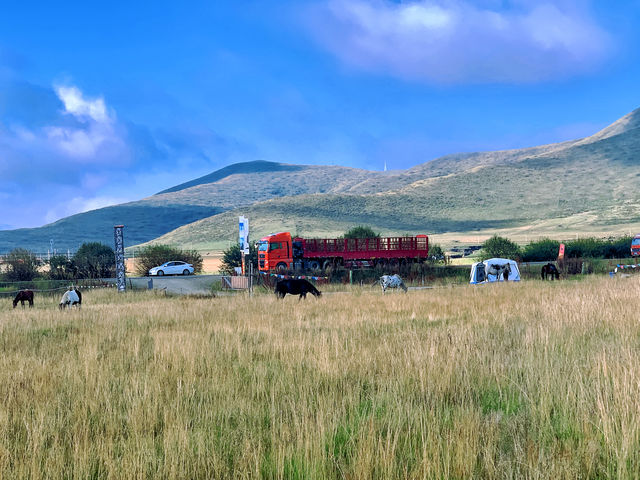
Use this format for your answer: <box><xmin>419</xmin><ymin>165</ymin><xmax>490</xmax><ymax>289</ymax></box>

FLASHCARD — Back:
<box><xmin>309</xmin><ymin>260</ymin><xmax>320</xmax><ymax>270</ymax></box>
<box><xmin>322</xmin><ymin>260</ymin><xmax>332</xmax><ymax>271</ymax></box>
<box><xmin>276</xmin><ymin>262</ymin><xmax>287</xmax><ymax>273</ymax></box>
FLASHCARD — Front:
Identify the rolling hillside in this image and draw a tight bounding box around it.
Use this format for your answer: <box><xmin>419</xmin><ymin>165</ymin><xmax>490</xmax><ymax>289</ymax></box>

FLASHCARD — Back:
<box><xmin>0</xmin><ymin>161</ymin><xmax>383</xmax><ymax>252</ymax></box>
<box><xmin>2</xmin><ymin>108</ymin><xmax>639</xmax><ymax>253</ymax></box>
<box><xmin>151</xmin><ymin>107</ymin><xmax>640</xmax><ymax>249</ymax></box>
<box><xmin>0</xmin><ymin>203</ymin><xmax>222</xmax><ymax>254</ymax></box>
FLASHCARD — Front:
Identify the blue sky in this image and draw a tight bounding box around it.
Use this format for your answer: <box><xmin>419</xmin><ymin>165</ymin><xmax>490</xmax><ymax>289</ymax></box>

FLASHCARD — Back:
<box><xmin>1</xmin><ymin>0</ymin><xmax>639</xmax><ymax>229</ymax></box>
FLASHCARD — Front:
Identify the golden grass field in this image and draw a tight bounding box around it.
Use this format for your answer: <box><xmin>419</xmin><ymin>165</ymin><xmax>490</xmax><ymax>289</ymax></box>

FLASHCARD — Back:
<box><xmin>1</xmin><ymin>276</ymin><xmax>640</xmax><ymax>479</ymax></box>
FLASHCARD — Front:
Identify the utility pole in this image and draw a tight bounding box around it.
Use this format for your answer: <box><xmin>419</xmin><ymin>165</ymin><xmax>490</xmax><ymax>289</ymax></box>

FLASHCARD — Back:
<box><xmin>114</xmin><ymin>225</ymin><xmax>126</xmax><ymax>292</ymax></box>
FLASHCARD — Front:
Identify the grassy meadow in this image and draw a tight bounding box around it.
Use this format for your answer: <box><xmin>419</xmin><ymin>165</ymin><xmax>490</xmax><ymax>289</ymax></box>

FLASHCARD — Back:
<box><xmin>1</xmin><ymin>277</ymin><xmax>640</xmax><ymax>478</ymax></box>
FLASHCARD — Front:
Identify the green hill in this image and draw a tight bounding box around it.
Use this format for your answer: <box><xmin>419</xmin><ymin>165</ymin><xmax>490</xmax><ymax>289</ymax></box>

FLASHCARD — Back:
<box><xmin>0</xmin><ymin>161</ymin><xmax>380</xmax><ymax>252</ymax></box>
<box><xmin>0</xmin><ymin>203</ymin><xmax>222</xmax><ymax>254</ymax></box>
<box><xmin>150</xmin><ymin>107</ymin><xmax>640</xmax><ymax>249</ymax></box>
<box><xmin>2</xmin><ymin>107</ymin><xmax>640</xmax><ymax>253</ymax></box>
<box><xmin>156</xmin><ymin>160</ymin><xmax>306</xmax><ymax>194</ymax></box>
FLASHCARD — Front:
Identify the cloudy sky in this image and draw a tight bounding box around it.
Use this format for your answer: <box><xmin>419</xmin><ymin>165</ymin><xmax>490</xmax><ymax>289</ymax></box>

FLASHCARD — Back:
<box><xmin>1</xmin><ymin>0</ymin><xmax>639</xmax><ymax>229</ymax></box>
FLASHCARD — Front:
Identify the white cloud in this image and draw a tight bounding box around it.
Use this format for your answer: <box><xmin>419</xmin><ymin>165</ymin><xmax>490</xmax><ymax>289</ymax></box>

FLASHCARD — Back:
<box><xmin>55</xmin><ymin>85</ymin><xmax>111</xmax><ymax>123</ymax></box>
<box><xmin>7</xmin><ymin>84</ymin><xmax>126</xmax><ymax>162</ymax></box>
<box><xmin>307</xmin><ymin>0</ymin><xmax>613</xmax><ymax>83</ymax></box>
<box><xmin>45</xmin><ymin>126</ymin><xmax>103</xmax><ymax>158</ymax></box>
<box><xmin>0</xmin><ymin>79</ymin><xmax>241</xmax><ymax>229</ymax></box>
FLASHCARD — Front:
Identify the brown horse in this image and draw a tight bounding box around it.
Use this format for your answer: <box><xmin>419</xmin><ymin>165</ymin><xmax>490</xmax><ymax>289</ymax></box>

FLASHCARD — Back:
<box><xmin>13</xmin><ymin>290</ymin><xmax>34</xmax><ymax>308</ymax></box>
<box><xmin>541</xmin><ymin>263</ymin><xmax>560</xmax><ymax>280</ymax></box>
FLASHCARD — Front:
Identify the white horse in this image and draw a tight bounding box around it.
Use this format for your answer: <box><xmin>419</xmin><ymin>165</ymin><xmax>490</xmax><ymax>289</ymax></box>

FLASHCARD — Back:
<box><xmin>59</xmin><ymin>288</ymin><xmax>81</xmax><ymax>310</ymax></box>
<box><xmin>380</xmin><ymin>274</ymin><xmax>408</xmax><ymax>293</ymax></box>
<box><xmin>487</xmin><ymin>263</ymin><xmax>511</xmax><ymax>281</ymax></box>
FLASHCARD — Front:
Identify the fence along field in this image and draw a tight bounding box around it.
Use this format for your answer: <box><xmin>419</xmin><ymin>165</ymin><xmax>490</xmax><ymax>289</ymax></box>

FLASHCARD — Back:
<box><xmin>1</xmin><ymin>278</ymin><xmax>639</xmax><ymax>478</ymax></box>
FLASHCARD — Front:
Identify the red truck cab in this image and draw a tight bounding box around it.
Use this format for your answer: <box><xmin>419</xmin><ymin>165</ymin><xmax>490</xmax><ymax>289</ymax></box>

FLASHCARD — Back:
<box><xmin>631</xmin><ymin>234</ymin><xmax>640</xmax><ymax>256</ymax></box>
<box><xmin>258</xmin><ymin>232</ymin><xmax>293</xmax><ymax>272</ymax></box>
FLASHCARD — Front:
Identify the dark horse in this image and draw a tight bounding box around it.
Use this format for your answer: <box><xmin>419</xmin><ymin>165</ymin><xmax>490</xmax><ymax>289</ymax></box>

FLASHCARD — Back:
<box><xmin>275</xmin><ymin>279</ymin><xmax>322</xmax><ymax>300</ymax></box>
<box><xmin>13</xmin><ymin>290</ymin><xmax>34</xmax><ymax>308</ymax></box>
<box><xmin>541</xmin><ymin>263</ymin><xmax>560</xmax><ymax>280</ymax></box>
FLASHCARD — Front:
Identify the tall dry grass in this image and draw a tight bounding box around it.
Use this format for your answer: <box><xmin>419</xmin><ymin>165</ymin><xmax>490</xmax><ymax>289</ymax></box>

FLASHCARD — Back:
<box><xmin>1</xmin><ymin>278</ymin><xmax>639</xmax><ymax>478</ymax></box>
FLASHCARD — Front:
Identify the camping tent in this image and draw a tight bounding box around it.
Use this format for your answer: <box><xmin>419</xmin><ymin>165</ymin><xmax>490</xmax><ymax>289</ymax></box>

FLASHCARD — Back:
<box><xmin>470</xmin><ymin>258</ymin><xmax>521</xmax><ymax>284</ymax></box>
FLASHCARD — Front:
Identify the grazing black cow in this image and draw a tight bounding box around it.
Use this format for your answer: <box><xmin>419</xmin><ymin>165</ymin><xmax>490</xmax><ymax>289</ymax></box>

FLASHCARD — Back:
<box><xmin>13</xmin><ymin>290</ymin><xmax>34</xmax><ymax>308</ymax></box>
<box><xmin>275</xmin><ymin>279</ymin><xmax>322</xmax><ymax>300</ymax></box>
<box><xmin>541</xmin><ymin>263</ymin><xmax>560</xmax><ymax>280</ymax></box>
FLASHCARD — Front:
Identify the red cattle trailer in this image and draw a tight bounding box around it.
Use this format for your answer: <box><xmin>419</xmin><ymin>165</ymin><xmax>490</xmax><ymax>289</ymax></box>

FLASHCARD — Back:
<box><xmin>257</xmin><ymin>232</ymin><xmax>429</xmax><ymax>272</ymax></box>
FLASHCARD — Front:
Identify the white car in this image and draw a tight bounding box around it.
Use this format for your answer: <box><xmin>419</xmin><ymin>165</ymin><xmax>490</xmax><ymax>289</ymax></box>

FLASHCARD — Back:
<box><xmin>148</xmin><ymin>261</ymin><xmax>194</xmax><ymax>276</ymax></box>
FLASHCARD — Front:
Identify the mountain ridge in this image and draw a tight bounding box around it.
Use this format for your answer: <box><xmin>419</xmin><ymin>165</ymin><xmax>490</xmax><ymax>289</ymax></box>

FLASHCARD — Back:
<box><xmin>1</xmin><ymin>107</ymin><xmax>640</xmax><ymax>253</ymax></box>
<box><xmin>156</xmin><ymin>160</ymin><xmax>305</xmax><ymax>194</ymax></box>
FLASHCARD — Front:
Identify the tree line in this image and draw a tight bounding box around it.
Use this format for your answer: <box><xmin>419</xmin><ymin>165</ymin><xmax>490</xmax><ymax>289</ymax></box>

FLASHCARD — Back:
<box><xmin>1</xmin><ymin>243</ymin><xmax>203</xmax><ymax>282</ymax></box>
<box><xmin>4</xmin><ymin>229</ymin><xmax>628</xmax><ymax>282</ymax></box>
<box><xmin>479</xmin><ymin>235</ymin><xmax>633</xmax><ymax>261</ymax></box>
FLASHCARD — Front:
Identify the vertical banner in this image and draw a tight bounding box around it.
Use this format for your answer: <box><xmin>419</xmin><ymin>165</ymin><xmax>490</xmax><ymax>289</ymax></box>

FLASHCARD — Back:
<box><xmin>558</xmin><ymin>243</ymin><xmax>565</xmax><ymax>259</ymax></box>
<box><xmin>239</xmin><ymin>216</ymin><xmax>249</xmax><ymax>275</ymax></box>
<box><xmin>114</xmin><ymin>225</ymin><xmax>126</xmax><ymax>292</ymax></box>
<box><xmin>238</xmin><ymin>216</ymin><xmax>249</xmax><ymax>254</ymax></box>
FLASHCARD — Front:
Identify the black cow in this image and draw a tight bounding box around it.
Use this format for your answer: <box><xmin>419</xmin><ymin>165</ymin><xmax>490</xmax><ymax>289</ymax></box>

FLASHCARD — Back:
<box><xmin>275</xmin><ymin>279</ymin><xmax>322</xmax><ymax>300</ymax></box>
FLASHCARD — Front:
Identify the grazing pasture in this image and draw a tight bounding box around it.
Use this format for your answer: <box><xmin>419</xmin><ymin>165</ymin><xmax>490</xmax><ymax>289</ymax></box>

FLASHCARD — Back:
<box><xmin>1</xmin><ymin>278</ymin><xmax>639</xmax><ymax>478</ymax></box>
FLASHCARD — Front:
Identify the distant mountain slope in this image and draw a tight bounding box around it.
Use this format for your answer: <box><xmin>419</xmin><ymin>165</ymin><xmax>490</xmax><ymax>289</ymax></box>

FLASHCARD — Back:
<box><xmin>0</xmin><ymin>161</ymin><xmax>381</xmax><ymax>252</ymax></box>
<box><xmin>579</xmin><ymin>108</ymin><xmax>640</xmax><ymax>144</ymax></box>
<box><xmin>150</xmin><ymin>107</ymin><xmax>640</xmax><ymax>248</ymax></box>
<box><xmin>147</xmin><ymin>162</ymin><xmax>381</xmax><ymax>209</ymax></box>
<box><xmin>0</xmin><ymin>203</ymin><xmax>221</xmax><ymax>254</ymax></box>
<box><xmin>2</xmin><ymin>107</ymin><xmax>639</xmax><ymax>253</ymax></box>
<box><xmin>156</xmin><ymin>160</ymin><xmax>305</xmax><ymax>194</ymax></box>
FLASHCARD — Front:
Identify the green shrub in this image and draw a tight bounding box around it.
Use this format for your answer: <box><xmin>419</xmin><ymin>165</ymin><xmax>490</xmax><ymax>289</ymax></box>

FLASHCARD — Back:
<box><xmin>220</xmin><ymin>243</ymin><xmax>257</xmax><ymax>275</ymax></box>
<box><xmin>341</xmin><ymin>226</ymin><xmax>380</xmax><ymax>239</ymax></box>
<box><xmin>564</xmin><ymin>236</ymin><xmax>632</xmax><ymax>259</ymax></box>
<box><xmin>479</xmin><ymin>236</ymin><xmax>521</xmax><ymax>261</ymax></box>
<box><xmin>72</xmin><ymin>242</ymin><xmax>115</xmax><ymax>278</ymax></box>
<box><xmin>47</xmin><ymin>255</ymin><xmax>75</xmax><ymax>280</ymax></box>
<box><xmin>3</xmin><ymin>248</ymin><xmax>41</xmax><ymax>281</ymax></box>
<box><xmin>428</xmin><ymin>243</ymin><xmax>446</xmax><ymax>263</ymax></box>
<box><xmin>522</xmin><ymin>236</ymin><xmax>632</xmax><ymax>262</ymax></box>
<box><xmin>522</xmin><ymin>238</ymin><xmax>561</xmax><ymax>262</ymax></box>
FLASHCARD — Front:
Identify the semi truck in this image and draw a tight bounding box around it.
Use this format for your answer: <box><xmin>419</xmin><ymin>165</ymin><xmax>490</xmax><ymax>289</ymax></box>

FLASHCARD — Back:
<box><xmin>257</xmin><ymin>232</ymin><xmax>429</xmax><ymax>272</ymax></box>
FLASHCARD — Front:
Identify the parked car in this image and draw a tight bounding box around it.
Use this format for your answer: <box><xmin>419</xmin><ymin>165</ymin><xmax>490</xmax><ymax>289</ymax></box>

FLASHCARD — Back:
<box><xmin>148</xmin><ymin>261</ymin><xmax>194</xmax><ymax>276</ymax></box>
